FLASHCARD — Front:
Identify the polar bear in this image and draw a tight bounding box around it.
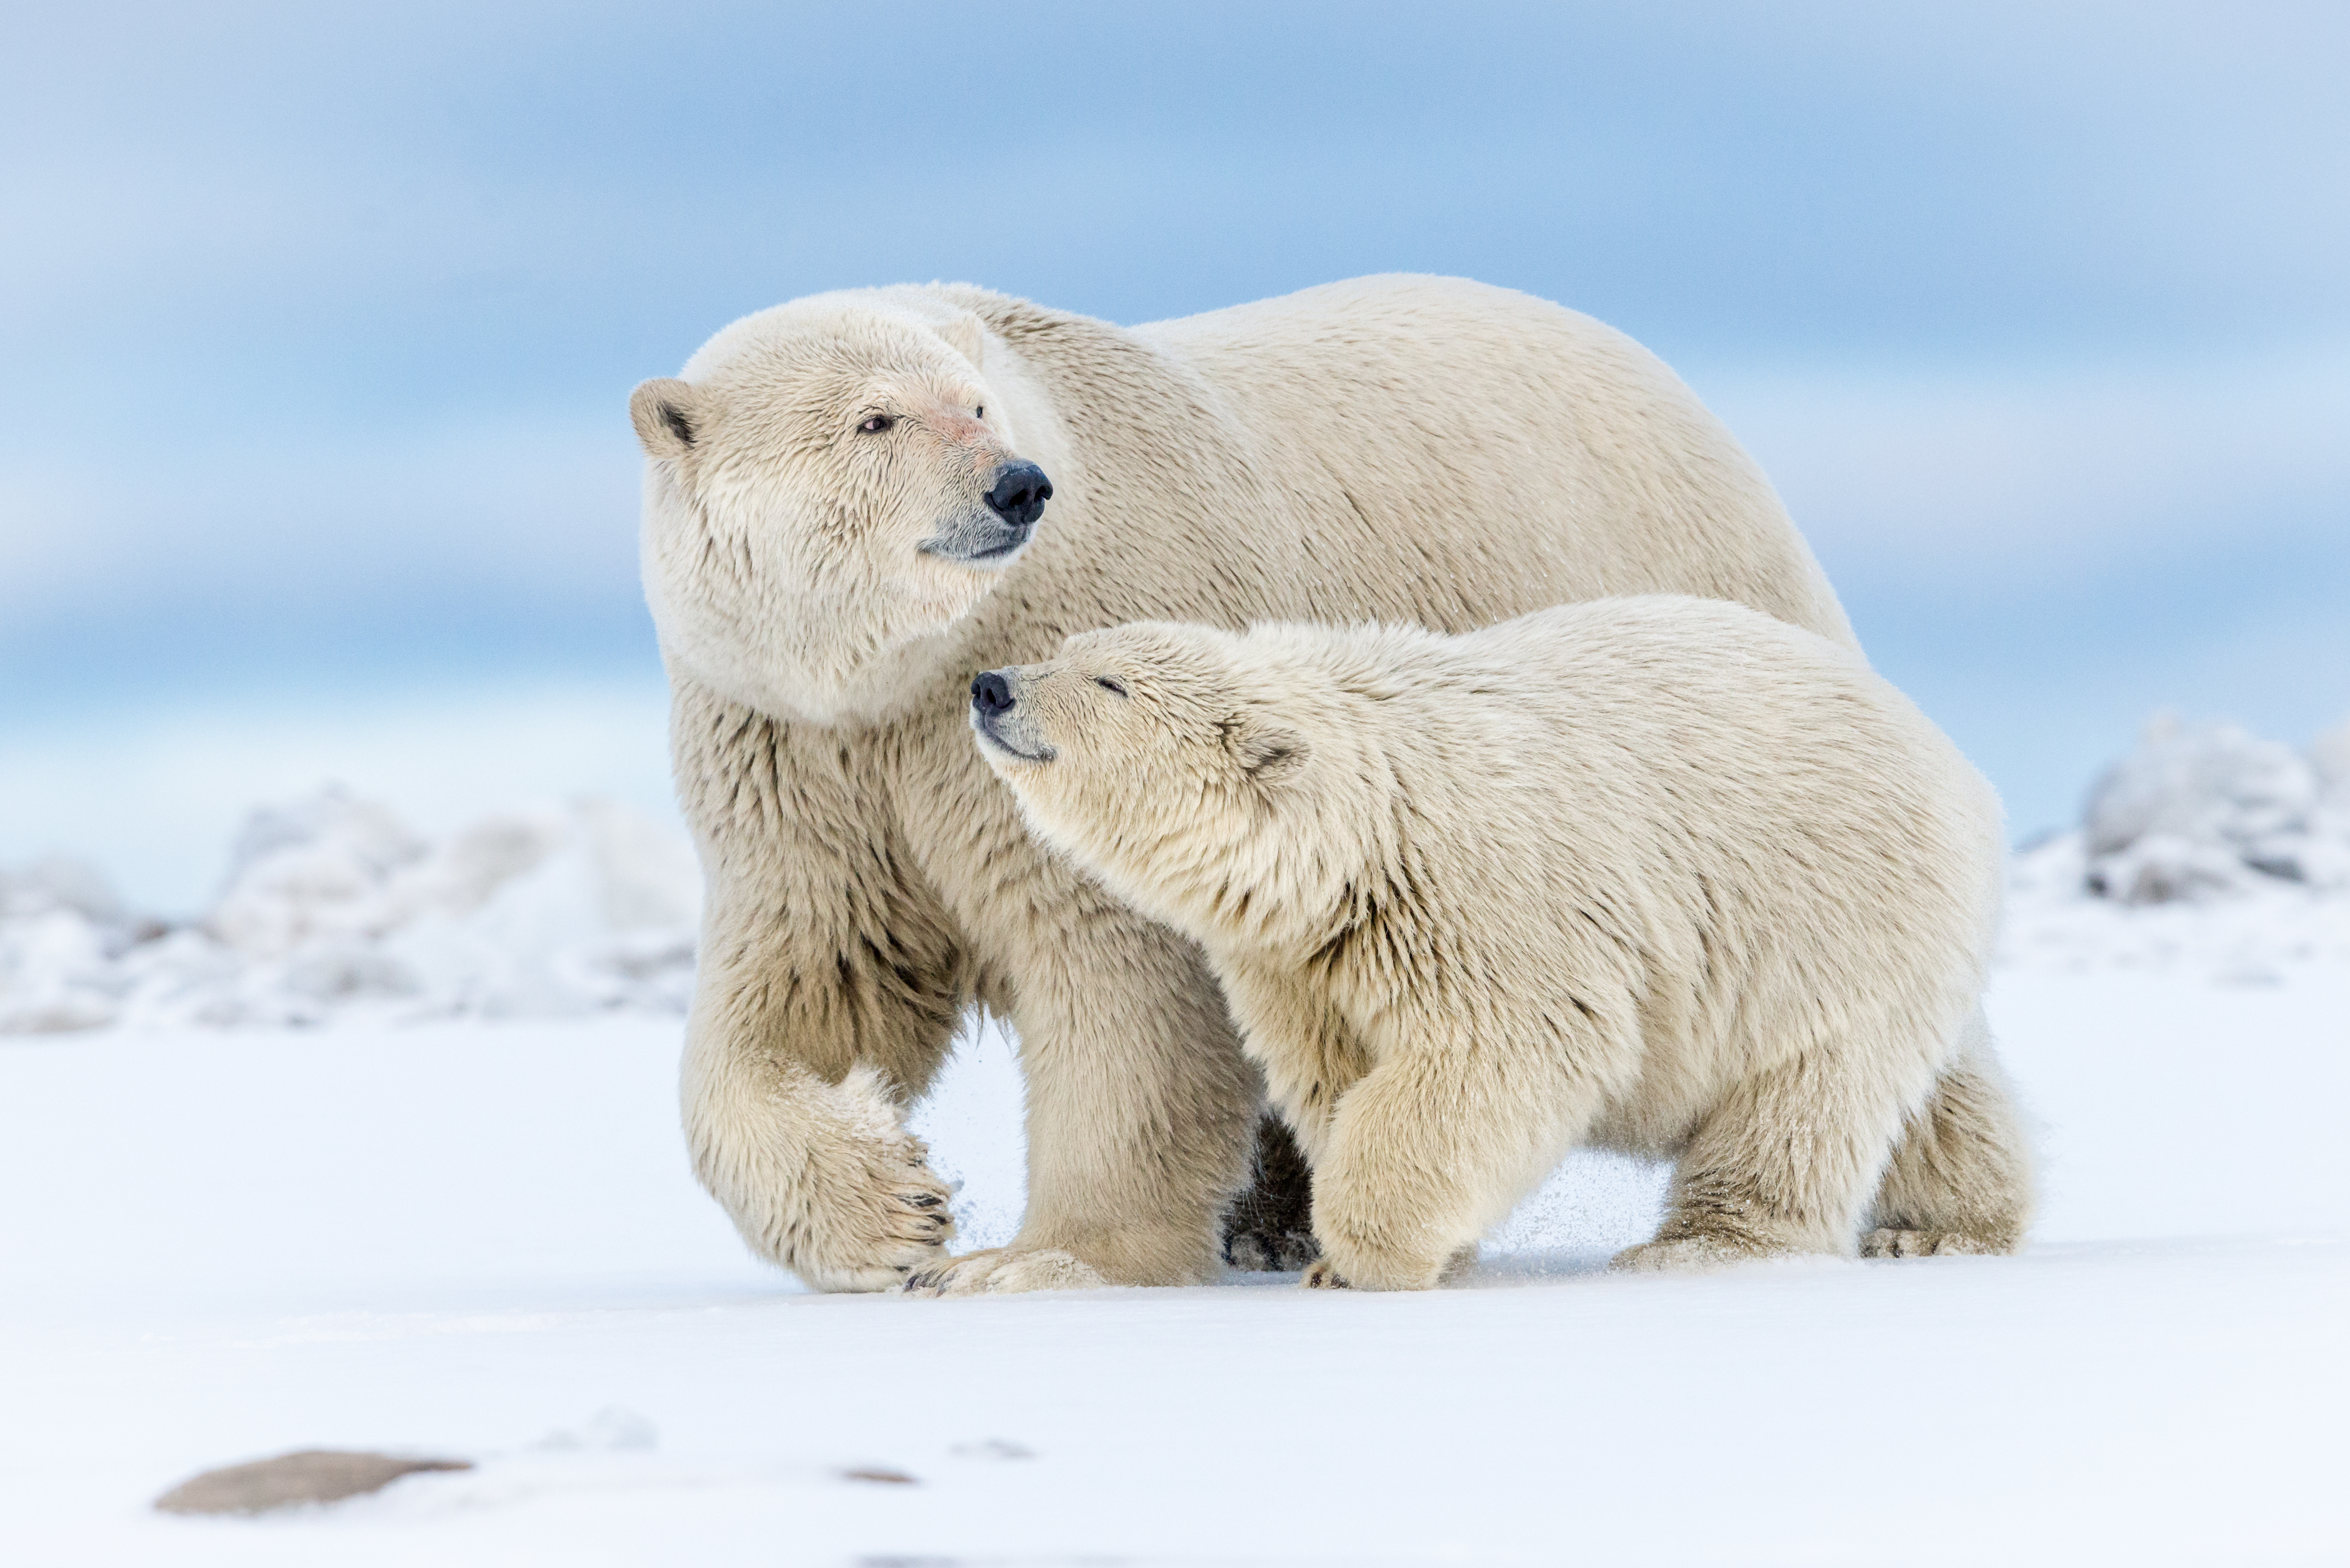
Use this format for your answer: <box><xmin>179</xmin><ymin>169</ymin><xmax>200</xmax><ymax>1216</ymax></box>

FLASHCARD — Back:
<box><xmin>631</xmin><ymin>275</ymin><xmax>1863</xmax><ymax>1295</ymax></box>
<box><xmin>971</xmin><ymin>598</ymin><xmax>2035</xmax><ymax>1289</ymax></box>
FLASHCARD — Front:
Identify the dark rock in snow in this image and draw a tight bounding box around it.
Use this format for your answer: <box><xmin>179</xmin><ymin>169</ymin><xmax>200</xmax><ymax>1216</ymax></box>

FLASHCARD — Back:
<box><xmin>153</xmin><ymin>1449</ymin><xmax>472</xmax><ymax>1515</ymax></box>
<box><xmin>840</xmin><ymin>1466</ymin><xmax>919</xmax><ymax>1485</ymax></box>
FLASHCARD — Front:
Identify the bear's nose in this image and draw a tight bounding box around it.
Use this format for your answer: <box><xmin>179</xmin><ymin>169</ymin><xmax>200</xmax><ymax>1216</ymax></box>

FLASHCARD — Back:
<box><xmin>985</xmin><ymin>462</ymin><xmax>1053</xmax><ymax>528</ymax></box>
<box><xmin>971</xmin><ymin>670</ymin><xmax>1016</xmax><ymax>718</ymax></box>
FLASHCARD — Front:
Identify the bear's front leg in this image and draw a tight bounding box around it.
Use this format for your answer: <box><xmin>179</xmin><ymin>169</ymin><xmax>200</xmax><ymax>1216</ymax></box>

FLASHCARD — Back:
<box><xmin>685</xmin><ymin>1043</ymin><xmax>956</xmax><ymax>1290</ymax></box>
<box><xmin>902</xmin><ymin>904</ymin><xmax>1260</xmax><ymax>1295</ymax></box>
<box><xmin>671</xmin><ymin>680</ymin><xmax>971</xmax><ymax>1291</ymax></box>
<box><xmin>1311</xmin><ymin>1045</ymin><xmax>1590</xmax><ymax>1291</ymax></box>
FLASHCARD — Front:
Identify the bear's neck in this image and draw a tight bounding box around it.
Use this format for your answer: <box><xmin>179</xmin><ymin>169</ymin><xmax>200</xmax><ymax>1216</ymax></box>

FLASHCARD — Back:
<box><xmin>1122</xmin><ymin>782</ymin><xmax>1401</xmax><ymax>964</ymax></box>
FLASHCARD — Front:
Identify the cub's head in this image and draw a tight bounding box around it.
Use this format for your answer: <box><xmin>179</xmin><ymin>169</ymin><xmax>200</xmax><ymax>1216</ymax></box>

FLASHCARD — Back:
<box><xmin>632</xmin><ymin>288</ymin><xmax>1055</xmax><ymax>723</ymax></box>
<box><xmin>969</xmin><ymin>621</ymin><xmax>1381</xmax><ymax>947</ymax></box>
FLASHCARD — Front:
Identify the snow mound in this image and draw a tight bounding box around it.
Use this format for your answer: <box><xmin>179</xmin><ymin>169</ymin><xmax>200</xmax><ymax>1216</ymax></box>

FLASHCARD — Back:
<box><xmin>2080</xmin><ymin>711</ymin><xmax>2350</xmax><ymax>902</ymax></box>
<box><xmin>0</xmin><ymin>788</ymin><xmax>699</xmax><ymax>1034</ymax></box>
<box><xmin>2003</xmin><ymin>711</ymin><xmax>2350</xmax><ymax>980</ymax></box>
<box><xmin>10</xmin><ymin>708</ymin><xmax>2350</xmax><ymax>1032</ymax></box>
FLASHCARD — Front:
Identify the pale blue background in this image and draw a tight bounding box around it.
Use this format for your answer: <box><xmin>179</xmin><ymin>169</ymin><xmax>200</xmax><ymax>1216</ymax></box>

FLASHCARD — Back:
<box><xmin>4</xmin><ymin>2</ymin><xmax>2345</xmax><ymax>906</ymax></box>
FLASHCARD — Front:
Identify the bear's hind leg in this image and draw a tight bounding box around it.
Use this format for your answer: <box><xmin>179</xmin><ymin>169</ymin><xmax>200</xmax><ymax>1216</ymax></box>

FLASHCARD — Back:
<box><xmin>1861</xmin><ymin>1003</ymin><xmax>2035</xmax><ymax>1258</ymax></box>
<box><xmin>1222</xmin><ymin>1115</ymin><xmax>1321</xmax><ymax>1272</ymax></box>
<box><xmin>1613</xmin><ymin>1037</ymin><xmax>1919</xmax><ymax>1274</ymax></box>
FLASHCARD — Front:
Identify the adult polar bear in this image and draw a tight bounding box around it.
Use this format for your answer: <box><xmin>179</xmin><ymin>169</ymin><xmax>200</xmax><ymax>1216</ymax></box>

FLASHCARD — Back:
<box><xmin>632</xmin><ymin>275</ymin><xmax>1860</xmax><ymax>1294</ymax></box>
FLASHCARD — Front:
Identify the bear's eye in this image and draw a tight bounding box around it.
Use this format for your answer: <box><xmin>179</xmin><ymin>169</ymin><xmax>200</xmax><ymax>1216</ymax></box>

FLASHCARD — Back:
<box><xmin>858</xmin><ymin>413</ymin><xmax>895</xmax><ymax>434</ymax></box>
<box><xmin>1095</xmin><ymin>676</ymin><xmax>1128</xmax><ymax>698</ymax></box>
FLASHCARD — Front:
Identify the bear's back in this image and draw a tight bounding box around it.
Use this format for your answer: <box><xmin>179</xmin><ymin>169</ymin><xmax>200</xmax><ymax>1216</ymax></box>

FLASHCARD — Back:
<box><xmin>1266</xmin><ymin>597</ymin><xmax>2002</xmax><ymax>1082</ymax></box>
<box><xmin>1143</xmin><ymin>277</ymin><xmax>1857</xmax><ymax>649</ymax></box>
<box><xmin>949</xmin><ymin>277</ymin><xmax>1856</xmax><ymax>655</ymax></box>
<box><xmin>1357</xmin><ymin>595</ymin><xmax>1996</xmax><ymax>885</ymax></box>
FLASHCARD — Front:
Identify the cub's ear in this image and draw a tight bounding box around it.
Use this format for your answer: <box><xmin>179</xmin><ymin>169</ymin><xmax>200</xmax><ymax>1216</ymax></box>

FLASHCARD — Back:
<box><xmin>936</xmin><ymin>311</ymin><xmax>986</xmax><ymax>370</ymax></box>
<box><xmin>630</xmin><ymin>378</ymin><xmax>701</xmax><ymax>462</ymax></box>
<box><xmin>1225</xmin><ymin>714</ymin><xmax>1310</xmax><ymax>787</ymax></box>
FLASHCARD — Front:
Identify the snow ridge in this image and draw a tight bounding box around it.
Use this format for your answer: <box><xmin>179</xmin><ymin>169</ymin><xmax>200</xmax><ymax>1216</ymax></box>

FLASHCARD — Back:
<box><xmin>0</xmin><ymin>789</ymin><xmax>698</xmax><ymax>1033</ymax></box>
<box><xmin>2002</xmin><ymin>712</ymin><xmax>2350</xmax><ymax>981</ymax></box>
<box><xmin>5</xmin><ymin>709</ymin><xmax>2347</xmax><ymax>1034</ymax></box>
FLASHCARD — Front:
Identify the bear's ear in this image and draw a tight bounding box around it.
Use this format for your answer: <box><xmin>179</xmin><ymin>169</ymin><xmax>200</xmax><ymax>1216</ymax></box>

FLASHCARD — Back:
<box><xmin>630</xmin><ymin>378</ymin><xmax>701</xmax><ymax>462</ymax></box>
<box><xmin>1225</xmin><ymin>715</ymin><xmax>1311</xmax><ymax>788</ymax></box>
<box><xmin>936</xmin><ymin>311</ymin><xmax>986</xmax><ymax>370</ymax></box>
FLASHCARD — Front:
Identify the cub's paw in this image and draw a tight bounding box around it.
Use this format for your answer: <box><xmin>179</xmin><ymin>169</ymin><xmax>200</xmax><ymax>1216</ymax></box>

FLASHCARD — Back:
<box><xmin>1860</xmin><ymin>1227</ymin><xmax>2001</xmax><ymax>1259</ymax></box>
<box><xmin>902</xmin><ymin>1247</ymin><xmax>1109</xmax><ymax>1298</ymax></box>
<box><xmin>1301</xmin><ymin>1259</ymin><xmax>1352</xmax><ymax>1290</ymax></box>
<box><xmin>1609</xmin><ymin>1236</ymin><xmax>1779</xmax><ymax>1275</ymax></box>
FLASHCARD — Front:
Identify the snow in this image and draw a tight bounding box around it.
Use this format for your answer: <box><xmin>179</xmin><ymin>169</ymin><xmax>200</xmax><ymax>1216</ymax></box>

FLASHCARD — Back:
<box><xmin>1999</xmin><ymin>713</ymin><xmax>2350</xmax><ymax>980</ymax></box>
<box><xmin>0</xmin><ymin>789</ymin><xmax>698</xmax><ymax>1034</ymax></box>
<box><xmin>8</xmin><ymin>710</ymin><xmax>2349</xmax><ymax>1034</ymax></box>
<box><xmin>3</xmin><ymin>978</ymin><xmax>2345</xmax><ymax>1564</ymax></box>
<box><xmin>2077</xmin><ymin>711</ymin><xmax>2350</xmax><ymax>902</ymax></box>
<box><xmin>4</xmin><ymin>717</ymin><xmax>2348</xmax><ymax>1563</ymax></box>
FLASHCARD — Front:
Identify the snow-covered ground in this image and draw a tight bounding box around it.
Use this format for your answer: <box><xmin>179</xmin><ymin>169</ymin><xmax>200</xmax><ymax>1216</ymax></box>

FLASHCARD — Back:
<box><xmin>3</xmin><ymin>712</ymin><xmax>2347</xmax><ymax>1564</ymax></box>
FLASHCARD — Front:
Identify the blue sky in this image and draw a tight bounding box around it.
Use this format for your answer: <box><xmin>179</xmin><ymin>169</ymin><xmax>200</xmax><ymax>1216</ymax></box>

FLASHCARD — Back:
<box><xmin>4</xmin><ymin>2</ymin><xmax>2346</xmax><ymax>904</ymax></box>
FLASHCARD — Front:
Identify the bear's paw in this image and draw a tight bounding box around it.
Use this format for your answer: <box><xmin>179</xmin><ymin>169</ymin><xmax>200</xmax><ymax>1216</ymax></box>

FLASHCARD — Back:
<box><xmin>901</xmin><ymin>1247</ymin><xmax>1110</xmax><ymax>1297</ymax></box>
<box><xmin>1859</xmin><ymin>1227</ymin><xmax>2004</xmax><ymax>1259</ymax></box>
<box><xmin>1608</xmin><ymin>1236</ymin><xmax>1785</xmax><ymax>1275</ymax></box>
<box><xmin>1300</xmin><ymin>1258</ymin><xmax>1353</xmax><ymax>1290</ymax></box>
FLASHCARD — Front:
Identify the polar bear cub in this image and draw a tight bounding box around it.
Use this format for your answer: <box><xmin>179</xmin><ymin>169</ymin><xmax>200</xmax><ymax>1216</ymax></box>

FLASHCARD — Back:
<box><xmin>970</xmin><ymin>596</ymin><xmax>2033</xmax><ymax>1289</ymax></box>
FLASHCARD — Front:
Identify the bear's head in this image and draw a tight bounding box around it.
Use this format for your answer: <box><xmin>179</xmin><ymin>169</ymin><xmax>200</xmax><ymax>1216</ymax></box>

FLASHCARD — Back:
<box><xmin>631</xmin><ymin>289</ymin><xmax>1057</xmax><ymax>724</ymax></box>
<box><xmin>969</xmin><ymin>620</ymin><xmax>1392</xmax><ymax>949</ymax></box>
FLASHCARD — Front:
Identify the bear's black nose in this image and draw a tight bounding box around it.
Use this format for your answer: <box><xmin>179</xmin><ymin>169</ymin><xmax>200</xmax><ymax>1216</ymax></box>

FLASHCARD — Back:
<box><xmin>971</xmin><ymin>670</ymin><xmax>1015</xmax><ymax>718</ymax></box>
<box><xmin>985</xmin><ymin>462</ymin><xmax>1053</xmax><ymax>528</ymax></box>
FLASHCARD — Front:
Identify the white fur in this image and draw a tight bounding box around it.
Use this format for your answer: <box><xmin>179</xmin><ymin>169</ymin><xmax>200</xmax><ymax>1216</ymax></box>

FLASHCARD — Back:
<box><xmin>982</xmin><ymin>598</ymin><xmax>2035</xmax><ymax>1290</ymax></box>
<box><xmin>635</xmin><ymin>276</ymin><xmax>1864</xmax><ymax>1293</ymax></box>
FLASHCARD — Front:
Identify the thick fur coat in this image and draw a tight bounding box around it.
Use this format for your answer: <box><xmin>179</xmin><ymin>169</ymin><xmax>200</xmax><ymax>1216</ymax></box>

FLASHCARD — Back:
<box><xmin>632</xmin><ymin>275</ymin><xmax>1862</xmax><ymax>1293</ymax></box>
<box><xmin>976</xmin><ymin>599</ymin><xmax>2035</xmax><ymax>1289</ymax></box>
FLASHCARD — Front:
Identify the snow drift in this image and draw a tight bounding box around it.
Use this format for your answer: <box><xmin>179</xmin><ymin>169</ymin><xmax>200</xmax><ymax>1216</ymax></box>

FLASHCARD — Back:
<box><xmin>4</xmin><ymin>708</ymin><xmax>2347</xmax><ymax>1034</ymax></box>
<box><xmin>2079</xmin><ymin>711</ymin><xmax>2350</xmax><ymax>902</ymax></box>
<box><xmin>2003</xmin><ymin>712</ymin><xmax>2350</xmax><ymax>980</ymax></box>
<box><xmin>0</xmin><ymin>789</ymin><xmax>698</xmax><ymax>1033</ymax></box>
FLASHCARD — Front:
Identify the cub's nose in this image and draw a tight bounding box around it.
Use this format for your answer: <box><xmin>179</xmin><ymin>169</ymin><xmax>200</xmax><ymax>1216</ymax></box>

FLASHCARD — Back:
<box><xmin>985</xmin><ymin>462</ymin><xmax>1054</xmax><ymax>528</ymax></box>
<box><xmin>970</xmin><ymin>670</ymin><xmax>1016</xmax><ymax>718</ymax></box>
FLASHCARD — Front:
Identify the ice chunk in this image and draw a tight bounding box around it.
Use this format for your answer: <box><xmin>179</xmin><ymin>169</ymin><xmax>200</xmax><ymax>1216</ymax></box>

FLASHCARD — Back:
<box><xmin>2313</xmin><ymin>717</ymin><xmax>2350</xmax><ymax>806</ymax></box>
<box><xmin>209</xmin><ymin>788</ymin><xmax>430</xmax><ymax>956</ymax></box>
<box><xmin>2</xmin><ymin>787</ymin><xmax>700</xmax><ymax>1034</ymax></box>
<box><xmin>2002</xmin><ymin>712</ymin><xmax>2350</xmax><ymax>978</ymax></box>
<box><xmin>2</xmin><ymin>855</ymin><xmax>131</xmax><ymax>927</ymax></box>
<box><xmin>2083</xmin><ymin>713</ymin><xmax>2324</xmax><ymax>901</ymax></box>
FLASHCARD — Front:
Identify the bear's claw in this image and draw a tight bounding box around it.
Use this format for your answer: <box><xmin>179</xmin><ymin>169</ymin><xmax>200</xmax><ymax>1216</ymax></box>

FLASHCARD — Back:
<box><xmin>1301</xmin><ymin>1259</ymin><xmax>1351</xmax><ymax>1289</ymax></box>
